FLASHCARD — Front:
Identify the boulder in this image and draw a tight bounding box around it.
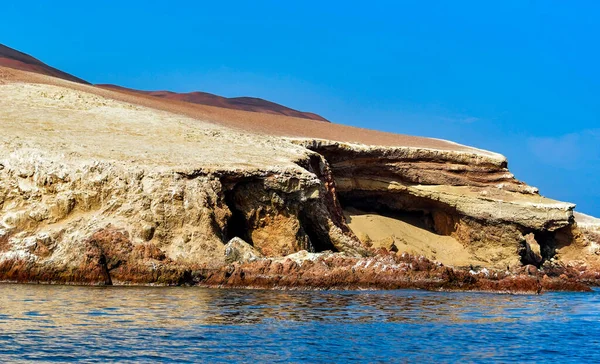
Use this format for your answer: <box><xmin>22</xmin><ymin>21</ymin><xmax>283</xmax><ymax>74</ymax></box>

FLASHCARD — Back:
<box><xmin>224</xmin><ymin>237</ymin><xmax>264</xmax><ymax>264</ymax></box>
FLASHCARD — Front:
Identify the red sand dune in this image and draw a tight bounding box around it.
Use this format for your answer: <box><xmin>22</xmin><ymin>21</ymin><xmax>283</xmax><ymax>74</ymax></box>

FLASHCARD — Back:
<box><xmin>0</xmin><ymin>43</ymin><xmax>328</xmax><ymax>122</ymax></box>
<box><xmin>99</xmin><ymin>84</ymin><xmax>329</xmax><ymax>122</ymax></box>
<box><xmin>0</xmin><ymin>43</ymin><xmax>478</xmax><ymax>152</ymax></box>
<box><xmin>0</xmin><ymin>44</ymin><xmax>89</xmax><ymax>84</ymax></box>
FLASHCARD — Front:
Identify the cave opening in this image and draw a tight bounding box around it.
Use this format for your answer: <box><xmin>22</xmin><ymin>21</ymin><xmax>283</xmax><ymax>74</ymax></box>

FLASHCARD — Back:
<box><xmin>298</xmin><ymin>208</ymin><xmax>338</xmax><ymax>253</ymax></box>
<box><xmin>518</xmin><ymin>228</ymin><xmax>571</xmax><ymax>268</ymax></box>
<box><xmin>338</xmin><ymin>193</ymin><xmax>441</xmax><ymax>235</ymax></box>
<box><xmin>223</xmin><ymin>189</ymin><xmax>252</xmax><ymax>244</ymax></box>
<box><xmin>533</xmin><ymin>231</ymin><xmax>559</xmax><ymax>263</ymax></box>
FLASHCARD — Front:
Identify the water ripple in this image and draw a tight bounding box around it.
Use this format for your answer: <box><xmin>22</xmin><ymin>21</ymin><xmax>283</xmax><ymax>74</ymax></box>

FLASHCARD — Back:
<box><xmin>0</xmin><ymin>285</ymin><xmax>598</xmax><ymax>362</ymax></box>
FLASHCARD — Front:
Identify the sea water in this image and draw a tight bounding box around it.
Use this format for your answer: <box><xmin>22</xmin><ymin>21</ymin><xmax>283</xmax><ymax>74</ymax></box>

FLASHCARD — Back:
<box><xmin>0</xmin><ymin>284</ymin><xmax>598</xmax><ymax>363</ymax></box>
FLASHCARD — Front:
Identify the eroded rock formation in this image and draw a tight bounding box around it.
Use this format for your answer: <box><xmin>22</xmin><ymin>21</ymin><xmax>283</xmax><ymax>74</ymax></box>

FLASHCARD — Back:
<box><xmin>1</xmin><ymin>66</ymin><xmax>599</xmax><ymax>292</ymax></box>
<box><xmin>294</xmin><ymin>139</ymin><xmax>577</xmax><ymax>269</ymax></box>
<box><xmin>199</xmin><ymin>250</ymin><xmax>590</xmax><ymax>293</ymax></box>
<box><xmin>0</xmin><ymin>80</ymin><xmax>364</xmax><ymax>286</ymax></box>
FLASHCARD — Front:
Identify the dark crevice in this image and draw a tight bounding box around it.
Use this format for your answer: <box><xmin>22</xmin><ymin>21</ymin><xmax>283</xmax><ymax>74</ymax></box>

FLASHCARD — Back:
<box><xmin>98</xmin><ymin>255</ymin><xmax>113</xmax><ymax>286</ymax></box>
<box><xmin>223</xmin><ymin>188</ymin><xmax>252</xmax><ymax>244</ymax></box>
<box><xmin>517</xmin><ymin>231</ymin><xmax>560</xmax><ymax>268</ymax></box>
<box><xmin>296</xmin><ymin>225</ymin><xmax>316</xmax><ymax>253</ymax></box>
<box><xmin>338</xmin><ymin>193</ymin><xmax>440</xmax><ymax>234</ymax></box>
<box><xmin>518</xmin><ymin>240</ymin><xmax>543</xmax><ymax>267</ymax></box>
<box><xmin>299</xmin><ymin>207</ymin><xmax>338</xmax><ymax>252</ymax></box>
<box><xmin>534</xmin><ymin>231</ymin><xmax>558</xmax><ymax>263</ymax></box>
<box><xmin>304</xmin><ymin>154</ymin><xmax>325</xmax><ymax>177</ymax></box>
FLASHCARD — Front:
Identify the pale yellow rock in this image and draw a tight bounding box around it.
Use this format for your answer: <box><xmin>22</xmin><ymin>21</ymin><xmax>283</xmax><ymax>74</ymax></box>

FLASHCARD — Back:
<box><xmin>0</xmin><ymin>79</ymin><xmax>592</xmax><ymax>280</ymax></box>
<box><xmin>0</xmin><ymin>81</ymin><xmax>363</xmax><ymax>273</ymax></box>
<box><xmin>336</xmin><ymin>177</ymin><xmax>574</xmax><ymax>231</ymax></box>
<box><xmin>224</xmin><ymin>237</ymin><xmax>264</xmax><ymax>264</ymax></box>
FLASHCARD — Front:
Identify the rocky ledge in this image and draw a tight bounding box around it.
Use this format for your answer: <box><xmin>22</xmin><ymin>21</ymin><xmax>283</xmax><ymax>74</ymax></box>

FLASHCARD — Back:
<box><xmin>1</xmin><ymin>74</ymin><xmax>599</xmax><ymax>293</ymax></box>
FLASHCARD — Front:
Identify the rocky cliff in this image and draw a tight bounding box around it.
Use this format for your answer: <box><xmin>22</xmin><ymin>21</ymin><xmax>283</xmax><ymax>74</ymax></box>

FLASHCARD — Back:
<box><xmin>1</xmin><ymin>66</ymin><xmax>598</xmax><ymax>292</ymax></box>
<box><xmin>293</xmin><ymin>139</ymin><xmax>576</xmax><ymax>269</ymax></box>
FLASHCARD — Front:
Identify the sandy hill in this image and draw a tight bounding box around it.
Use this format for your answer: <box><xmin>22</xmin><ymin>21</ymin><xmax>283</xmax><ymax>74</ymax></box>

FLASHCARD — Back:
<box><xmin>0</xmin><ymin>44</ymin><xmax>89</xmax><ymax>84</ymax></box>
<box><xmin>0</xmin><ymin>43</ymin><xmax>328</xmax><ymax>122</ymax></box>
<box><xmin>99</xmin><ymin>84</ymin><xmax>329</xmax><ymax>122</ymax></box>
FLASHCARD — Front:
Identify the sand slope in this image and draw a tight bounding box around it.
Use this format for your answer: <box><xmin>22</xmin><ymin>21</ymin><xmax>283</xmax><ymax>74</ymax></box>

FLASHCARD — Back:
<box><xmin>0</xmin><ymin>42</ymin><xmax>329</xmax><ymax>122</ymax></box>
<box><xmin>344</xmin><ymin>208</ymin><xmax>491</xmax><ymax>268</ymax></box>
<box><xmin>1</xmin><ymin>66</ymin><xmax>490</xmax><ymax>154</ymax></box>
<box><xmin>0</xmin><ymin>44</ymin><xmax>88</xmax><ymax>84</ymax></box>
<box><xmin>99</xmin><ymin>84</ymin><xmax>329</xmax><ymax>122</ymax></box>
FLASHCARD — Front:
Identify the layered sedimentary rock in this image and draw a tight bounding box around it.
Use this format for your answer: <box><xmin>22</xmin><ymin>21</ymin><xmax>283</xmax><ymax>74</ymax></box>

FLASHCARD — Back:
<box><xmin>1</xmin><ymin>66</ymin><xmax>598</xmax><ymax>291</ymax></box>
<box><xmin>551</xmin><ymin>213</ymin><xmax>600</xmax><ymax>279</ymax></box>
<box><xmin>0</xmin><ymin>81</ymin><xmax>361</xmax><ymax>284</ymax></box>
<box><xmin>293</xmin><ymin>139</ymin><xmax>576</xmax><ymax>269</ymax></box>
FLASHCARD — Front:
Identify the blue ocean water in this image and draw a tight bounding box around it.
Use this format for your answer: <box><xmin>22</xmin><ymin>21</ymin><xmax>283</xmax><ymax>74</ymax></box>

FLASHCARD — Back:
<box><xmin>0</xmin><ymin>285</ymin><xmax>598</xmax><ymax>363</ymax></box>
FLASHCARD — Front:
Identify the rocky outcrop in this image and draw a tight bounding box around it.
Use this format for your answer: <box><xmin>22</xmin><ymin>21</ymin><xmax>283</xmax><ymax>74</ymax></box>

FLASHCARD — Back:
<box><xmin>0</xmin><ymin>81</ymin><xmax>365</xmax><ymax>286</ymax></box>
<box><xmin>292</xmin><ymin>138</ymin><xmax>535</xmax><ymax>193</ymax></box>
<box><xmin>547</xmin><ymin>213</ymin><xmax>600</xmax><ymax>282</ymax></box>
<box><xmin>224</xmin><ymin>237</ymin><xmax>263</xmax><ymax>264</ymax></box>
<box><xmin>0</xmin><ymin>74</ymin><xmax>597</xmax><ymax>292</ymax></box>
<box><xmin>199</xmin><ymin>250</ymin><xmax>590</xmax><ymax>293</ymax></box>
<box><xmin>0</xmin><ymin>149</ymin><xmax>365</xmax><ymax>284</ymax></box>
<box><xmin>293</xmin><ymin>139</ymin><xmax>576</xmax><ymax>269</ymax></box>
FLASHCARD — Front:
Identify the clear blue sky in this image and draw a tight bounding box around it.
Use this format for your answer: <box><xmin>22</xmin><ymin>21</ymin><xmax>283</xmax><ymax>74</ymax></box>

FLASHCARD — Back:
<box><xmin>3</xmin><ymin>1</ymin><xmax>599</xmax><ymax>216</ymax></box>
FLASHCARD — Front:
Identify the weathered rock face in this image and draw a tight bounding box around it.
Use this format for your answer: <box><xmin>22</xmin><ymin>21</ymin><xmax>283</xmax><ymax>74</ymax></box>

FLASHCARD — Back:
<box><xmin>551</xmin><ymin>213</ymin><xmax>600</xmax><ymax>278</ymax></box>
<box><xmin>0</xmin><ymin>81</ymin><xmax>363</xmax><ymax>285</ymax></box>
<box><xmin>293</xmin><ymin>139</ymin><xmax>535</xmax><ymax>193</ymax></box>
<box><xmin>0</xmin><ymin>151</ymin><xmax>366</xmax><ymax>284</ymax></box>
<box><xmin>0</xmin><ymin>73</ymin><xmax>597</xmax><ymax>291</ymax></box>
<box><xmin>293</xmin><ymin>139</ymin><xmax>576</xmax><ymax>269</ymax></box>
<box><xmin>0</xmin><ymin>157</ymin><xmax>228</xmax><ymax>266</ymax></box>
<box><xmin>199</xmin><ymin>250</ymin><xmax>590</xmax><ymax>293</ymax></box>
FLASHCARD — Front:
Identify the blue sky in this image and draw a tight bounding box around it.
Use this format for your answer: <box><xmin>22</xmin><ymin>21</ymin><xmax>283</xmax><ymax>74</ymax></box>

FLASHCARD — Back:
<box><xmin>2</xmin><ymin>1</ymin><xmax>599</xmax><ymax>216</ymax></box>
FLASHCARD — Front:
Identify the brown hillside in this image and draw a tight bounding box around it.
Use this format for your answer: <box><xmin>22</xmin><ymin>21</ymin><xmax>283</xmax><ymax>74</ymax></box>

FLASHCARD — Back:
<box><xmin>0</xmin><ymin>43</ymin><xmax>328</xmax><ymax>121</ymax></box>
<box><xmin>99</xmin><ymin>84</ymin><xmax>329</xmax><ymax>122</ymax></box>
<box><xmin>0</xmin><ymin>44</ymin><xmax>89</xmax><ymax>84</ymax></box>
<box><xmin>0</xmin><ymin>66</ymin><xmax>486</xmax><ymax>153</ymax></box>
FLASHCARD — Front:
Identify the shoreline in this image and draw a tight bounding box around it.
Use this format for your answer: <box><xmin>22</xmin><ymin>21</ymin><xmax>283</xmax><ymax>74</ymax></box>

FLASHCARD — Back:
<box><xmin>0</xmin><ymin>250</ymin><xmax>592</xmax><ymax>294</ymax></box>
